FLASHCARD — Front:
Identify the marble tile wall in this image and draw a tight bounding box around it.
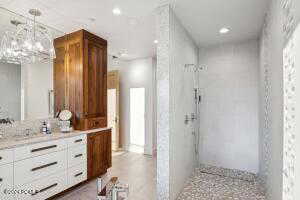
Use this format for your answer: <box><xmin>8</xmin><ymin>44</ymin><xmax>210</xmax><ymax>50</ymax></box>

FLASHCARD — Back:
<box><xmin>259</xmin><ymin>0</ymin><xmax>297</xmax><ymax>199</ymax></box>
<box><xmin>282</xmin><ymin>1</ymin><xmax>296</xmax><ymax>200</ymax></box>
<box><xmin>0</xmin><ymin>118</ymin><xmax>59</xmax><ymax>138</ymax></box>
<box><xmin>156</xmin><ymin>4</ymin><xmax>171</xmax><ymax>200</ymax></box>
<box><xmin>259</xmin><ymin>10</ymin><xmax>271</xmax><ymax>196</ymax></box>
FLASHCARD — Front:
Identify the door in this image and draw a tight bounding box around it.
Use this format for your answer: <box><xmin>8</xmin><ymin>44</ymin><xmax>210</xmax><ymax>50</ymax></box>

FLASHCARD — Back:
<box><xmin>107</xmin><ymin>71</ymin><xmax>120</xmax><ymax>151</ymax></box>
<box><xmin>108</xmin><ymin>89</ymin><xmax>117</xmax><ymax>150</ymax></box>
<box><xmin>129</xmin><ymin>88</ymin><xmax>145</xmax><ymax>153</ymax></box>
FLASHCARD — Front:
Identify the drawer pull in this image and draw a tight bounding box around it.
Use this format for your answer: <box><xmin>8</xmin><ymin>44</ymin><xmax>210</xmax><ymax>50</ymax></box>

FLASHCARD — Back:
<box><xmin>75</xmin><ymin>154</ymin><xmax>83</xmax><ymax>158</ymax></box>
<box><xmin>31</xmin><ymin>145</ymin><xmax>57</xmax><ymax>153</ymax></box>
<box><xmin>0</xmin><ymin>178</ymin><xmax>2</xmax><ymax>182</ymax></box>
<box><xmin>74</xmin><ymin>172</ymin><xmax>83</xmax><ymax>177</ymax></box>
<box><xmin>32</xmin><ymin>183</ymin><xmax>58</xmax><ymax>196</ymax></box>
<box><xmin>31</xmin><ymin>162</ymin><xmax>58</xmax><ymax>171</ymax></box>
<box><xmin>0</xmin><ymin>156</ymin><xmax>2</xmax><ymax>160</ymax></box>
<box><xmin>75</xmin><ymin>139</ymin><xmax>83</xmax><ymax>143</ymax></box>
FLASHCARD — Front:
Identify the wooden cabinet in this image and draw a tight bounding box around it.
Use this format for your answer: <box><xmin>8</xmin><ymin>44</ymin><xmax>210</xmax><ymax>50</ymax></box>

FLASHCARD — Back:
<box><xmin>54</xmin><ymin>30</ymin><xmax>107</xmax><ymax>130</ymax></box>
<box><xmin>87</xmin><ymin>129</ymin><xmax>112</xmax><ymax>180</ymax></box>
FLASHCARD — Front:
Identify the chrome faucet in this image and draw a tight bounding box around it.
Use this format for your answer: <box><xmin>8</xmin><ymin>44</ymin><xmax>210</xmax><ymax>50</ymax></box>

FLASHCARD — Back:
<box><xmin>24</xmin><ymin>128</ymin><xmax>32</xmax><ymax>137</ymax></box>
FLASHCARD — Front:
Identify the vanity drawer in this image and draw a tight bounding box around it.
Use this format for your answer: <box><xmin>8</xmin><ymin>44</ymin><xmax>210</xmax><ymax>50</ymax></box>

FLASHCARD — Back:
<box><xmin>68</xmin><ymin>144</ymin><xmax>87</xmax><ymax>168</ymax></box>
<box><xmin>0</xmin><ymin>163</ymin><xmax>14</xmax><ymax>200</ymax></box>
<box><xmin>15</xmin><ymin>170</ymin><xmax>67</xmax><ymax>200</ymax></box>
<box><xmin>14</xmin><ymin>150</ymin><xmax>67</xmax><ymax>185</ymax></box>
<box><xmin>0</xmin><ymin>149</ymin><xmax>14</xmax><ymax>166</ymax></box>
<box><xmin>68</xmin><ymin>163</ymin><xmax>87</xmax><ymax>187</ymax></box>
<box><xmin>67</xmin><ymin>134</ymin><xmax>86</xmax><ymax>147</ymax></box>
<box><xmin>14</xmin><ymin>139</ymin><xmax>67</xmax><ymax>161</ymax></box>
<box><xmin>86</xmin><ymin>117</ymin><xmax>107</xmax><ymax>130</ymax></box>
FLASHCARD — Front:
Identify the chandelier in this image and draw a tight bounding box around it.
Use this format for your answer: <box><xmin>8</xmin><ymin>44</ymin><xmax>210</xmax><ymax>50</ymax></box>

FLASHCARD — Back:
<box><xmin>0</xmin><ymin>9</ymin><xmax>56</xmax><ymax>64</ymax></box>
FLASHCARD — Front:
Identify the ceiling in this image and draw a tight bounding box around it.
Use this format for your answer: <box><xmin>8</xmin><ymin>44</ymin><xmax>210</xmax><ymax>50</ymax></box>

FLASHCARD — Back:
<box><xmin>0</xmin><ymin>8</ymin><xmax>64</xmax><ymax>38</ymax></box>
<box><xmin>0</xmin><ymin>0</ymin><xmax>270</xmax><ymax>60</ymax></box>
<box><xmin>172</xmin><ymin>0</ymin><xmax>270</xmax><ymax>47</ymax></box>
<box><xmin>0</xmin><ymin>0</ymin><xmax>161</xmax><ymax>60</ymax></box>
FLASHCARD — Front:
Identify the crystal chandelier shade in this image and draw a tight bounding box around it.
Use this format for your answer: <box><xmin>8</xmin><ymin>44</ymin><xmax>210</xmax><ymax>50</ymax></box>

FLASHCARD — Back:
<box><xmin>0</xmin><ymin>9</ymin><xmax>57</xmax><ymax>64</ymax></box>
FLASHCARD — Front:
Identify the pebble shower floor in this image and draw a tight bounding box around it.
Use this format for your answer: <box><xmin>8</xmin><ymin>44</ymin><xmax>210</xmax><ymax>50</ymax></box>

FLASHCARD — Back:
<box><xmin>177</xmin><ymin>165</ymin><xmax>266</xmax><ymax>200</ymax></box>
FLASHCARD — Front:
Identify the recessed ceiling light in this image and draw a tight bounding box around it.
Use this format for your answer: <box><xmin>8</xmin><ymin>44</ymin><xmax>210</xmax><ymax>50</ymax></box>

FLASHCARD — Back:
<box><xmin>113</xmin><ymin>8</ymin><xmax>121</xmax><ymax>16</ymax></box>
<box><xmin>219</xmin><ymin>27</ymin><xmax>230</xmax><ymax>34</ymax></box>
<box><xmin>154</xmin><ymin>40</ymin><xmax>158</xmax><ymax>44</ymax></box>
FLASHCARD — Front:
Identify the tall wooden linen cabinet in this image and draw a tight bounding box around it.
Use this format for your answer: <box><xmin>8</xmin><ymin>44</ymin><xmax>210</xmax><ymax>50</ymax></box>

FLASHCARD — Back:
<box><xmin>54</xmin><ymin>30</ymin><xmax>107</xmax><ymax>130</ymax></box>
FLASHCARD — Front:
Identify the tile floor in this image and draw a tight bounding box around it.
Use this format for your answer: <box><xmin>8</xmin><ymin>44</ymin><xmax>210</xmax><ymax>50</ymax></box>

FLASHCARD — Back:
<box><xmin>177</xmin><ymin>166</ymin><xmax>266</xmax><ymax>200</ymax></box>
<box><xmin>57</xmin><ymin>152</ymin><xmax>156</xmax><ymax>200</ymax></box>
<box><xmin>57</xmin><ymin>153</ymin><xmax>265</xmax><ymax>200</ymax></box>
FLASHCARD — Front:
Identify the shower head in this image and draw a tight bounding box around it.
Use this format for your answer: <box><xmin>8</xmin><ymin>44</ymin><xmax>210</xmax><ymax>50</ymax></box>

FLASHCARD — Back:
<box><xmin>184</xmin><ymin>64</ymin><xmax>204</xmax><ymax>72</ymax></box>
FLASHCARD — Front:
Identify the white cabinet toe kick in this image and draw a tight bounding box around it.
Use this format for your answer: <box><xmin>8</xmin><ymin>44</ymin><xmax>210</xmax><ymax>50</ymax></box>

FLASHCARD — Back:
<box><xmin>0</xmin><ymin>134</ymin><xmax>87</xmax><ymax>200</ymax></box>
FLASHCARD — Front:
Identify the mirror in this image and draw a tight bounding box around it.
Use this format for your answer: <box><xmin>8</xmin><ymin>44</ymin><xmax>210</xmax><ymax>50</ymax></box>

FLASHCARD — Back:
<box><xmin>0</xmin><ymin>7</ymin><xmax>64</xmax><ymax>122</ymax></box>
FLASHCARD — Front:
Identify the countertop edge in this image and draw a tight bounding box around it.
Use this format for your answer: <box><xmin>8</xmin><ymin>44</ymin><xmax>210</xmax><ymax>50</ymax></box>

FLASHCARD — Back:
<box><xmin>0</xmin><ymin>127</ymin><xmax>112</xmax><ymax>150</ymax></box>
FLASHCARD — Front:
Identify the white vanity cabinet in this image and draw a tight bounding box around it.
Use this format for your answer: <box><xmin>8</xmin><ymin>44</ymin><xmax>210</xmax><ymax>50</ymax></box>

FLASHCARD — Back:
<box><xmin>0</xmin><ymin>149</ymin><xmax>14</xmax><ymax>199</ymax></box>
<box><xmin>0</xmin><ymin>134</ymin><xmax>88</xmax><ymax>200</ymax></box>
<box><xmin>0</xmin><ymin>149</ymin><xmax>14</xmax><ymax>165</ymax></box>
<box><xmin>14</xmin><ymin>138</ymin><xmax>67</xmax><ymax>161</ymax></box>
<box><xmin>0</xmin><ymin>163</ymin><xmax>14</xmax><ymax>200</ymax></box>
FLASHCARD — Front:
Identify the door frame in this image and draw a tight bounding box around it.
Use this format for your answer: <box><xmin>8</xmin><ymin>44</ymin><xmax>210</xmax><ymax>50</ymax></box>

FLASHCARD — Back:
<box><xmin>107</xmin><ymin>70</ymin><xmax>120</xmax><ymax>150</ymax></box>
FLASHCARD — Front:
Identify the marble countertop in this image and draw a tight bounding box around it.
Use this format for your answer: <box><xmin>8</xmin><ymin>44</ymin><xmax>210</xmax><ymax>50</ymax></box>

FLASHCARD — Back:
<box><xmin>0</xmin><ymin>127</ymin><xmax>111</xmax><ymax>150</ymax></box>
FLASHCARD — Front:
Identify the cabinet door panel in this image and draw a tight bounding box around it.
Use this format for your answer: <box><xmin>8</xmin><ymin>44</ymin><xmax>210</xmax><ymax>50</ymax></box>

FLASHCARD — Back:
<box><xmin>87</xmin><ymin>130</ymin><xmax>111</xmax><ymax>180</ymax></box>
<box><xmin>54</xmin><ymin>45</ymin><xmax>67</xmax><ymax>113</ymax></box>
<box><xmin>68</xmin><ymin>41</ymin><xmax>83</xmax><ymax>124</ymax></box>
<box><xmin>85</xmin><ymin>40</ymin><xmax>107</xmax><ymax>119</ymax></box>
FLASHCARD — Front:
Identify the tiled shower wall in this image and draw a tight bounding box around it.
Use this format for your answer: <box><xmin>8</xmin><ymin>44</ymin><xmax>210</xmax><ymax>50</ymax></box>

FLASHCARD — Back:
<box><xmin>156</xmin><ymin>4</ymin><xmax>199</xmax><ymax>200</ymax></box>
<box><xmin>198</xmin><ymin>39</ymin><xmax>260</xmax><ymax>174</ymax></box>
<box><xmin>169</xmin><ymin>6</ymin><xmax>199</xmax><ymax>200</ymax></box>
<box><xmin>259</xmin><ymin>0</ymin><xmax>297</xmax><ymax>199</ymax></box>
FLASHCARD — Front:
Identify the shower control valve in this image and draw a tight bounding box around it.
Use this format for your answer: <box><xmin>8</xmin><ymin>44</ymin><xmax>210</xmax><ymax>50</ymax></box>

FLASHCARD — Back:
<box><xmin>185</xmin><ymin>113</ymin><xmax>197</xmax><ymax>125</ymax></box>
<box><xmin>191</xmin><ymin>113</ymin><xmax>196</xmax><ymax>121</ymax></box>
<box><xmin>184</xmin><ymin>115</ymin><xmax>190</xmax><ymax>125</ymax></box>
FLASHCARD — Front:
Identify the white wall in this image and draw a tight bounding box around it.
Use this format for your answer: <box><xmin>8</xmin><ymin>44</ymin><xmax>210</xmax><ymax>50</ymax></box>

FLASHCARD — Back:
<box><xmin>198</xmin><ymin>39</ymin><xmax>260</xmax><ymax>173</ymax></box>
<box><xmin>22</xmin><ymin>62</ymin><xmax>53</xmax><ymax>120</ymax></box>
<box><xmin>108</xmin><ymin>57</ymin><xmax>156</xmax><ymax>155</ymax></box>
<box><xmin>156</xmin><ymin>5</ymin><xmax>199</xmax><ymax>200</ymax></box>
